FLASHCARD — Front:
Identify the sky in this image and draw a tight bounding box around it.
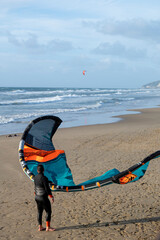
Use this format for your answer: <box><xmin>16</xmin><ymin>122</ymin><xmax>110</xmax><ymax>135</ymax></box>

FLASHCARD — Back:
<box><xmin>0</xmin><ymin>0</ymin><xmax>160</xmax><ymax>88</ymax></box>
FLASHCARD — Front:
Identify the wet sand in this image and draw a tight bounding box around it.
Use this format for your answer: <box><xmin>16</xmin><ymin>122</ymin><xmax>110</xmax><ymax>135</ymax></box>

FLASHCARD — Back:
<box><xmin>0</xmin><ymin>108</ymin><xmax>160</xmax><ymax>240</ymax></box>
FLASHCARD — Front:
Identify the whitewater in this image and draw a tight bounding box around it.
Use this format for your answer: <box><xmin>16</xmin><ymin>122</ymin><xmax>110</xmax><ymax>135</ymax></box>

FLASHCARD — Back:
<box><xmin>0</xmin><ymin>87</ymin><xmax>160</xmax><ymax>135</ymax></box>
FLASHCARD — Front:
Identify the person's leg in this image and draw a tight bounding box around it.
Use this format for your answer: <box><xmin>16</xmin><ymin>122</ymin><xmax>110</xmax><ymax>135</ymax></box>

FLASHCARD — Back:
<box><xmin>35</xmin><ymin>199</ymin><xmax>45</xmax><ymax>231</ymax></box>
<box><xmin>44</xmin><ymin>198</ymin><xmax>55</xmax><ymax>231</ymax></box>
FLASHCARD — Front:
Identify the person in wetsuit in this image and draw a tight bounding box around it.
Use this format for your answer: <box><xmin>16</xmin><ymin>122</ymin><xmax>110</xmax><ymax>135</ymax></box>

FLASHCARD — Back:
<box><xmin>34</xmin><ymin>164</ymin><xmax>55</xmax><ymax>231</ymax></box>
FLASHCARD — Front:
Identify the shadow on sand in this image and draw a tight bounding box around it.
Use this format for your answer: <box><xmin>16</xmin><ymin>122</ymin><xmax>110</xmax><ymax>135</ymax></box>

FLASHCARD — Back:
<box><xmin>55</xmin><ymin>216</ymin><xmax>160</xmax><ymax>231</ymax></box>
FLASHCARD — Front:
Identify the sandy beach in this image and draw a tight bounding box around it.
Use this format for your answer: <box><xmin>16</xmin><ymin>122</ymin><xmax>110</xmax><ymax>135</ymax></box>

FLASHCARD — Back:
<box><xmin>0</xmin><ymin>108</ymin><xmax>160</xmax><ymax>240</ymax></box>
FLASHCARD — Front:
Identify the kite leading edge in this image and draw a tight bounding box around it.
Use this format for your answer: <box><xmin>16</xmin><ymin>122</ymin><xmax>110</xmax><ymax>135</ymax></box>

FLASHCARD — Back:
<box><xmin>18</xmin><ymin>116</ymin><xmax>160</xmax><ymax>192</ymax></box>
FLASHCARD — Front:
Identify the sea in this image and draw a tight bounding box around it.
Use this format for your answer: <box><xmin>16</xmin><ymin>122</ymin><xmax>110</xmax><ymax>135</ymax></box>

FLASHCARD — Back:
<box><xmin>0</xmin><ymin>87</ymin><xmax>160</xmax><ymax>135</ymax></box>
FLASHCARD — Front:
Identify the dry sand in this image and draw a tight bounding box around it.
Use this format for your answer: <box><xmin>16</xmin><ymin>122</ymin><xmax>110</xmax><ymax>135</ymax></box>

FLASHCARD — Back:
<box><xmin>0</xmin><ymin>108</ymin><xmax>160</xmax><ymax>240</ymax></box>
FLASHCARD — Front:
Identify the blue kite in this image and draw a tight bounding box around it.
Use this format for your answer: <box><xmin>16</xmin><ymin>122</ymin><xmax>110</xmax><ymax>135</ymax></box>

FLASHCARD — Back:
<box><xmin>19</xmin><ymin>116</ymin><xmax>159</xmax><ymax>192</ymax></box>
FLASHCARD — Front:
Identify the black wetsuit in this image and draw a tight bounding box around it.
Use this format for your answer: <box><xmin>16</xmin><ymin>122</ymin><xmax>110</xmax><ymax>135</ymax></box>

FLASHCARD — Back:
<box><xmin>34</xmin><ymin>173</ymin><xmax>52</xmax><ymax>225</ymax></box>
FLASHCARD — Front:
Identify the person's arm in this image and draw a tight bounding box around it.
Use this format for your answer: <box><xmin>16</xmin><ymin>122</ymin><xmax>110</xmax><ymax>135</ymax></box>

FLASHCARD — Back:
<box><xmin>43</xmin><ymin>176</ymin><xmax>54</xmax><ymax>202</ymax></box>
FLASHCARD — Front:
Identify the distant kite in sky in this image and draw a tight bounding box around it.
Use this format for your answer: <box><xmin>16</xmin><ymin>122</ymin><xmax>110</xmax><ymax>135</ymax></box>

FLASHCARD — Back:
<box><xmin>83</xmin><ymin>70</ymin><xmax>86</xmax><ymax>75</ymax></box>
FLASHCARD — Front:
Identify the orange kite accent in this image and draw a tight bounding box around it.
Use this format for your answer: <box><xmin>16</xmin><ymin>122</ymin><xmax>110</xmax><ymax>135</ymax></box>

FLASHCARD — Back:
<box><xmin>119</xmin><ymin>173</ymin><xmax>137</xmax><ymax>184</ymax></box>
<box><xmin>23</xmin><ymin>144</ymin><xmax>65</xmax><ymax>163</ymax></box>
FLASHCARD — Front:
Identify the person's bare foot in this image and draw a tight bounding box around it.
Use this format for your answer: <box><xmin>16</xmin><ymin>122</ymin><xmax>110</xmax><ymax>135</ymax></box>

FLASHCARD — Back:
<box><xmin>38</xmin><ymin>226</ymin><xmax>46</xmax><ymax>231</ymax></box>
<box><xmin>46</xmin><ymin>227</ymin><xmax>56</xmax><ymax>231</ymax></box>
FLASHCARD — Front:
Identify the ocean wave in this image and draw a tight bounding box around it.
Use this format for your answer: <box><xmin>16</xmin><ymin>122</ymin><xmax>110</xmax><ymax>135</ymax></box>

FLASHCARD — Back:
<box><xmin>57</xmin><ymin>101</ymin><xmax>102</xmax><ymax>112</ymax></box>
<box><xmin>0</xmin><ymin>101</ymin><xmax>102</xmax><ymax>125</ymax></box>
<box><xmin>1</xmin><ymin>88</ymin><xmax>99</xmax><ymax>96</ymax></box>
<box><xmin>12</xmin><ymin>89</ymin><xmax>26</xmax><ymax>93</ymax></box>
<box><xmin>0</xmin><ymin>93</ymin><xmax>105</xmax><ymax>106</ymax></box>
<box><xmin>2</xmin><ymin>88</ymin><xmax>156</xmax><ymax>101</ymax></box>
<box><xmin>118</xmin><ymin>97</ymin><xmax>135</xmax><ymax>101</ymax></box>
<box><xmin>0</xmin><ymin>96</ymin><xmax>63</xmax><ymax>105</ymax></box>
<box><xmin>1</xmin><ymin>87</ymin><xmax>160</xmax><ymax>135</ymax></box>
<box><xmin>0</xmin><ymin>116</ymin><xmax>14</xmax><ymax>124</ymax></box>
<box><xmin>2</xmin><ymin>90</ymin><xmax>62</xmax><ymax>96</ymax></box>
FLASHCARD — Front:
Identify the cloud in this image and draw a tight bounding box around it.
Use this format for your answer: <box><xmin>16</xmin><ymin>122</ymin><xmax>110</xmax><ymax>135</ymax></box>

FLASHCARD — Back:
<box><xmin>92</xmin><ymin>41</ymin><xmax>147</xmax><ymax>60</ymax></box>
<box><xmin>83</xmin><ymin>18</ymin><xmax>160</xmax><ymax>42</ymax></box>
<box><xmin>7</xmin><ymin>32</ymin><xmax>74</xmax><ymax>54</ymax></box>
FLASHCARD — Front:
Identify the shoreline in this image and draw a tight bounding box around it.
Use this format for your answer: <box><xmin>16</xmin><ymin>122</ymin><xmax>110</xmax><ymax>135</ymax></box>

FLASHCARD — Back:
<box><xmin>1</xmin><ymin>106</ymin><xmax>160</xmax><ymax>137</ymax></box>
<box><xmin>1</xmin><ymin>86</ymin><xmax>160</xmax><ymax>136</ymax></box>
<box><xmin>0</xmin><ymin>107</ymin><xmax>160</xmax><ymax>240</ymax></box>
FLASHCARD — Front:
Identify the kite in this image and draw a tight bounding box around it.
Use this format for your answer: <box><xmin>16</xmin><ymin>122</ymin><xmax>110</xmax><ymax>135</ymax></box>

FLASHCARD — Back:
<box><xmin>19</xmin><ymin>115</ymin><xmax>160</xmax><ymax>192</ymax></box>
<box><xmin>83</xmin><ymin>70</ymin><xmax>86</xmax><ymax>75</ymax></box>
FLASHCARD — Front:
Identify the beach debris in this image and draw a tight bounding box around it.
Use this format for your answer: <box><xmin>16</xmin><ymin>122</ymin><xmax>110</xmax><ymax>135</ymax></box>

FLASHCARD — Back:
<box><xmin>113</xmin><ymin>221</ymin><xmax>119</xmax><ymax>225</ymax></box>
<box><xmin>105</xmin><ymin>223</ymin><xmax>109</xmax><ymax>227</ymax></box>
<box><xmin>7</xmin><ymin>134</ymin><xmax>17</xmax><ymax>137</ymax></box>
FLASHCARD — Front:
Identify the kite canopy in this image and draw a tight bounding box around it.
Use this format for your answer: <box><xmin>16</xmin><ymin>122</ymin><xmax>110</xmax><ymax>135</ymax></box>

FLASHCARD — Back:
<box><xmin>83</xmin><ymin>70</ymin><xmax>86</xmax><ymax>75</ymax></box>
<box><xmin>19</xmin><ymin>115</ymin><xmax>160</xmax><ymax>192</ymax></box>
